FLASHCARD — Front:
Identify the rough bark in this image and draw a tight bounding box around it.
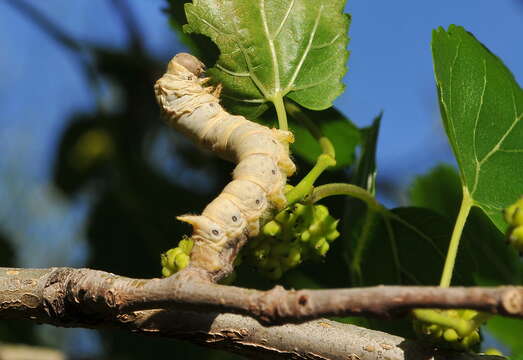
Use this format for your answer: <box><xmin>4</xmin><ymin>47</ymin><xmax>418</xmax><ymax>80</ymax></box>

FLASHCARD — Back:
<box><xmin>3</xmin><ymin>268</ymin><xmax>522</xmax><ymax>323</ymax></box>
<box><xmin>0</xmin><ymin>267</ymin><xmax>512</xmax><ymax>360</ymax></box>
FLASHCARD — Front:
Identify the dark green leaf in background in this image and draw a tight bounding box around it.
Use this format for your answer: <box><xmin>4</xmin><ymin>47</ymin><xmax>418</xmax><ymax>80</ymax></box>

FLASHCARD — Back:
<box><xmin>408</xmin><ymin>164</ymin><xmax>462</xmax><ymax>219</ymax></box>
<box><xmin>353</xmin><ymin>113</ymin><xmax>381</xmax><ymax>194</ymax></box>
<box><xmin>341</xmin><ymin>114</ymin><xmax>381</xmax><ymax>285</ymax></box>
<box><xmin>184</xmin><ymin>0</ymin><xmax>350</xmax><ymax>116</ymax></box>
<box><xmin>409</xmin><ymin>165</ymin><xmax>523</xmax><ymax>286</ymax></box>
<box><xmin>432</xmin><ymin>25</ymin><xmax>523</xmax><ymax>231</ymax></box>
<box><xmin>289</xmin><ymin>106</ymin><xmax>361</xmax><ymax>169</ymax></box>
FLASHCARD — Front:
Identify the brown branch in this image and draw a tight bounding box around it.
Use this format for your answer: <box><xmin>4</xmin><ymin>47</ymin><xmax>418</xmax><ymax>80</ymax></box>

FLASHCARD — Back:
<box><xmin>2</xmin><ymin>267</ymin><xmax>522</xmax><ymax>324</ymax></box>
<box><xmin>0</xmin><ymin>268</ymin><xmax>502</xmax><ymax>360</ymax></box>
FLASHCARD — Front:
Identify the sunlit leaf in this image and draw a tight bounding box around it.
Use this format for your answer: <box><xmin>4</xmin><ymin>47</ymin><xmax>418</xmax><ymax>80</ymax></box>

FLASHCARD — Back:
<box><xmin>432</xmin><ymin>25</ymin><xmax>523</xmax><ymax>231</ymax></box>
<box><xmin>184</xmin><ymin>0</ymin><xmax>350</xmax><ymax>116</ymax></box>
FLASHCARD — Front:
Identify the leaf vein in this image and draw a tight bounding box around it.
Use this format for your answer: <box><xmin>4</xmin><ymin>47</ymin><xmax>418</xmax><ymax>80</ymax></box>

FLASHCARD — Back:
<box><xmin>272</xmin><ymin>0</ymin><xmax>295</xmax><ymax>40</ymax></box>
<box><xmin>312</xmin><ymin>33</ymin><xmax>342</xmax><ymax>50</ymax></box>
<box><xmin>470</xmin><ymin>59</ymin><xmax>488</xmax><ymax>194</ymax></box>
<box><xmin>260</xmin><ymin>0</ymin><xmax>280</xmax><ymax>93</ymax></box>
<box><xmin>216</xmin><ymin>64</ymin><xmax>250</xmax><ymax>77</ymax></box>
<box><xmin>283</xmin><ymin>5</ymin><xmax>324</xmax><ymax>94</ymax></box>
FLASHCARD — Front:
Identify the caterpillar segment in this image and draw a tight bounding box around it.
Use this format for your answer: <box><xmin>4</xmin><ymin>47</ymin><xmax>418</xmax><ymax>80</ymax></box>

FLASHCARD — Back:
<box><xmin>155</xmin><ymin>53</ymin><xmax>296</xmax><ymax>273</ymax></box>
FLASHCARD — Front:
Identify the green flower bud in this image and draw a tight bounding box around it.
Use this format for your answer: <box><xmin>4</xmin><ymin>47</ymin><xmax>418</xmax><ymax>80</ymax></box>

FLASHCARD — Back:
<box><xmin>314</xmin><ymin>205</ymin><xmax>329</xmax><ymax>221</ymax></box>
<box><xmin>243</xmin><ymin>201</ymin><xmax>340</xmax><ymax>279</ymax></box>
<box><xmin>326</xmin><ymin>230</ymin><xmax>340</xmax><ymax>242</ymax></box>
<box><xmin>263</xmin><ymin>220</ymin><xmax>282</xmax><ymax>236</ymax></box>
<box><xmin>309</xmin><ymin>222</ymin><xmax>321</xmax><ymax>235</ymax></box>
<box><xmin>484</xmin><ymin>348</ymin><xmax>503</xmax><ymax>356</ymax></box>
<box><xmin>459</xmin><ymin>309</ymin><xmax>477</xmax><ymax>321</ymax></box>
<box><xmin>174</xmin><ymin>252</ymin><xmax>190</xmax><ymax>270</ymax></box>
<box><xmin>275</xmin><ymin>210</ymin><xmax>291</xmax><ymax>223</ymax></box>
<box><xmin>283</xmin><ymin>246</ymin><xmax>302</xmax><ymax>268</ymax></box>
<box><xmin>509</xmin><ymin>226</ymin><xmax>523</xmax><ymax>251</ymax></box>
<box><xmin>504</xmin><ymin>197</ymin><xmax>523</xmax><ymax>226</ymax></box>
<box><xmin>162</xmin><ymin>267</ymin><xmax>174</xmax><ymax>278</ymax></box>
<box><xmin>160</xmin><ymin>238</ymin><xmax>194</xmax><ymax>277</ymax></box>
<box><xmin>165</xmin><ymin>248</ymin><xmax>183</xmax><ymax>268</ymax></box>
<box><xmin>178</xmin><ymin>238</ymin><xmax>194</xmax><ymax>254</ymax></box>
<box><xmin>443</xmin><ymin>328</ymin><xmax>459</xmax><ymax>342</ymax></box>
<box><xmin>318</xmin><ymin>241</ymin><xmax>329</xmax><ymax>256</ymax></box>
<box><xmin>300</xmin><ymin>230</ymin><xmax>311</xmax><ymax>242</ymax></box>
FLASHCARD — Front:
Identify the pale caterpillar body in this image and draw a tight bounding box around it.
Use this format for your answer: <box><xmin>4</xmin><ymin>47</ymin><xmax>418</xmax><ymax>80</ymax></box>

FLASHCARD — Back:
<box><xmin>154</xmin><ymin>53</ymin><xmax>296</xmax><ymax>272</ymax></box>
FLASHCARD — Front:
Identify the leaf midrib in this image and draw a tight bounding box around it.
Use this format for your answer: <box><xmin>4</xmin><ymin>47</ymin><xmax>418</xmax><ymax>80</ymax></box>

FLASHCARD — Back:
<box><xmin>442</xmin><ymin>39</ymin><xmax>523</xmax><ymax>200</ymax></box>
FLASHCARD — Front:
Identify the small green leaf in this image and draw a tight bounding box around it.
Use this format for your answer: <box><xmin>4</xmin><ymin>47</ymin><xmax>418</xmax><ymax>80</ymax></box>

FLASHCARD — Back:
<box><xmin>353</xmin><ymin>114</ymin><xmax>381</xmax><ymax>194</ymax></box>
<box><xmin>432</xmin><ymin>25</ymin><xmax>523</xmax><ymax>231</ymax></box>
<box><xmin>289</xmin><ymin>106</ymin><xmax>360</xmax><ymax>168</ymax></box>
<box><xmin>184</xmin><ymin>0</ymin><xmax>350</xmax><ymax>116</ymax></box>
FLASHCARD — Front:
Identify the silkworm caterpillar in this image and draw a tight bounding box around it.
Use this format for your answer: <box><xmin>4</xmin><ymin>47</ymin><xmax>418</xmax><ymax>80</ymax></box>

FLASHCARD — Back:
<box><xmin>154</xmin><ymin>53</ymin><xmax>296</xmax><ymax>272</ymax></box>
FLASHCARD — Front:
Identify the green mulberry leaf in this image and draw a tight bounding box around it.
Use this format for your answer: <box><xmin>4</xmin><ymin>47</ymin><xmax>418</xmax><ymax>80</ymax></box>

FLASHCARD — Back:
<box><xmin>432</xmin><ymin>25</ymin><xmax>523</xmax><ymax>231</ymax></box>
<box><xmin>184</xmin><ymin>0</ymin><xmax>350</xmax><ymax>117</ymax></box>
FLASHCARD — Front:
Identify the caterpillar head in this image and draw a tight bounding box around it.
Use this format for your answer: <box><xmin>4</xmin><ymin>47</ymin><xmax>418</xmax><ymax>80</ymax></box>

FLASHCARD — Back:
<box><xmin>177</xmin><ymin>214</ymin><xmax>227</xmax><ymax>250</ymax></box>
<box><xmin>168</xmin><ymin>53</ymin><xmax>205</xmax><ymax>77</ymax></box>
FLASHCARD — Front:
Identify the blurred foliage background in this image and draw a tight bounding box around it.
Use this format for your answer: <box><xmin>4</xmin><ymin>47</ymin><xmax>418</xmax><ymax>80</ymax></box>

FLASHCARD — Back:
<box><xmin>0</xmin><ymin>0</ymin><xmax>522</xmax><ymax>359</ymax></box>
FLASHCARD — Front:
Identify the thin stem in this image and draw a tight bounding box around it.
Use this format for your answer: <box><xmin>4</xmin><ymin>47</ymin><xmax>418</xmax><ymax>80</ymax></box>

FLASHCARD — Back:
<box><xmin>351</xmin><ymin>209</ymin><xmax>377</xmax><ymax>285</ymax></box>
<box><xmin>283</xmin><ymin>102</ymin><xmax>338</xmax><ymax>205</ymax></box>
<box><xmin>309</xmin><ymin>183</ymin><xmax>382</xmax><ymax>211</ymax></box>
<box><xmin>286</xmin><ymin>154</ymin><xmax>336</xmax><ymax>205</ymax></box>
<box><xmin>440</xmin><ymin>188</ymin><xmax>474</xmax><ymax>288</ymax></box>
<box><xmin>284</xmin><ymin>101</ymin><xmax>335</xmax><ymax>159</ymax></box>
<box><xmin>273</xmin><ymin>95</ymin><xmax>288</xmax><ymax>131</ymax></box>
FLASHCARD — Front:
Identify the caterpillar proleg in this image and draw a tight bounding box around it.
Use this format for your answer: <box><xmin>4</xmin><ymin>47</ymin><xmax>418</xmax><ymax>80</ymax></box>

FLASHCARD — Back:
<box><xmin>155</xmin><ymin>53</ymin><xmax>296</xmax><ymax>272</ymax></box>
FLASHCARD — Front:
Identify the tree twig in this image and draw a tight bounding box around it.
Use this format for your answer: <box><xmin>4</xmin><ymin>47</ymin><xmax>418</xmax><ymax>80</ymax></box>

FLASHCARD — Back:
<box><xmin>1</xmin><ymin>267</ymin><xmax>523</xmax><ymax>323</ymax></box>
<box><xmin>0</xmin><ymin>268</ymin><xmax>503</xmax><ymax>360</ymax></box>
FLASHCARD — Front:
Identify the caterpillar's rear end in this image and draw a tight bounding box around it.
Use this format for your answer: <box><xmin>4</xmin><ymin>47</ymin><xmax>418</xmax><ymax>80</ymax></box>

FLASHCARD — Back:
<box><xmin>155</xmin><ymin>53</ymin><xmax>295</xmax><ymax>277</ymax></box>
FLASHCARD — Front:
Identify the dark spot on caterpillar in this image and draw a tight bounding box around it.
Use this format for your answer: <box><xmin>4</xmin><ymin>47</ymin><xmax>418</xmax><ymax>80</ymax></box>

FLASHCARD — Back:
<box><xmin>298</xmin><ymin>295</ymin><xmax>308</xmax><ymax>306</ymax></box>
<box><xmin>212</xmin><ymin>229</ymin><xmax>219</xmax><ymax>236</ymax></box>
<box><xmin>271</xmin><ymin>169</ymin><xmax>276</xmax><ymax>175</ymax></box>
<box><xmin>187</xmin><ymin>75</ymin><xmax>194</xmax><ymax>80</ymax></box>
<box><xmin>272</xmin><ymin>139</ymin><xmax>277</xmax><ymax>144</ymax></box>
<box><xmin>209</xmin><ymin>103</ymin><xmax>215</xmax><ymax>107</ymax></box>
<box><xmin>232</xmin><ymin>216</ymin><xmax>238</xmax><ymax>222</ymax></box>
<box><xmin>256</xmin><ymin>199</ymin><xmax>261</xmax><ymax>205</ymax></box>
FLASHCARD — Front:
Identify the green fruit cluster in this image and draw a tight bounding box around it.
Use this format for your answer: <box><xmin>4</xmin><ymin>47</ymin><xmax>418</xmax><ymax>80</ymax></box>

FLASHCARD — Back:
<box><xmin>413</xmin><ymin>309</ymin><xmax>483</xmax><ymax>351</ymax></box>
<box><xmin>243</xmin><ymin>203</ymin><xmax>340</xmax><ymax>279</ymax></box>
<box><xmin>161</xmin><ymin>237</ymin><xmax>193</xmax><ymax>277</ymax></box>
<box><xmin>504</xmin><ymin>197</ymin><xmax>523</xmax><ymax>254</ymax></box>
